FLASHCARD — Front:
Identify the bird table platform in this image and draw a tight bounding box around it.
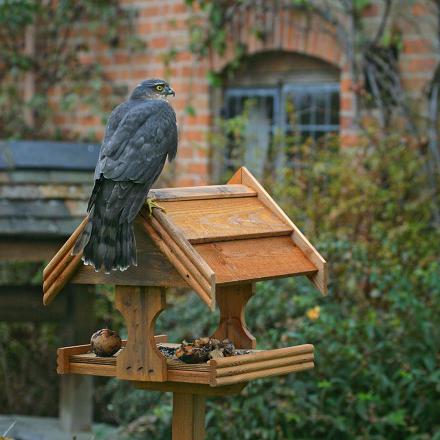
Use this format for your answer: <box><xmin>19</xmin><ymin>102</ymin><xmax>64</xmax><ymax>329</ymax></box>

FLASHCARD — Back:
<box><xmin>42</xmin><ymin>167</ymin><xmax>327</xmax><ymax>440</ymax></box>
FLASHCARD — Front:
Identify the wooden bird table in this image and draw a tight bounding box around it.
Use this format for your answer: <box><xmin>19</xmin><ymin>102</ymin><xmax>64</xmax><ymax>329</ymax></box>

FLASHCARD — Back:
<box><xmin>43</xmin><ymin>167</ymin><xmax>327</xmax><ymax>439</ymax></box>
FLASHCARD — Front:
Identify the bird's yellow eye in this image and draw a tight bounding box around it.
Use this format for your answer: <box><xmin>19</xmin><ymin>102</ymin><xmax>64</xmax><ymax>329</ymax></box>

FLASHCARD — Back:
<box><xmin>156</xmin><ymin>85</ymin><xmax>164</xmax><ymax>91</ymax></box>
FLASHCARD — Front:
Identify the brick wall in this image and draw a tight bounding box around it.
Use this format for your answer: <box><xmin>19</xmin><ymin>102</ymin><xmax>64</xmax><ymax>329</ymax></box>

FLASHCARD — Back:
<box><xmin>52</xmin><ymin>0</ymin><xmax>439</xmax><ymax>186</ymax></box>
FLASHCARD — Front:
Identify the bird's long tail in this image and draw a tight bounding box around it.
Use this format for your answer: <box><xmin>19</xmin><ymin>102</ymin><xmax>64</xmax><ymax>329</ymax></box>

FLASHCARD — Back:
<box><xmin>72</xmin><ymin>179</ymin><xmax>141</xmax><ymax>273</ymax></box>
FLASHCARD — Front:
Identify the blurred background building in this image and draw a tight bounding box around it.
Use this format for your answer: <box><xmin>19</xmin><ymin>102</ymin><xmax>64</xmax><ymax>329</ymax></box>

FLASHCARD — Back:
<box><xmin>29</xmin><ymin>0</ymin><xmax>439</xmax><ymax>185</ymax></box>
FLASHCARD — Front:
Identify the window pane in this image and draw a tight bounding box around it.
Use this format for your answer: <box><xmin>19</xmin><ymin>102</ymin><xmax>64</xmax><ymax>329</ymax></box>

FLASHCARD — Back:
<box><xmin>223</xmin><ymin>89</ymin><xmax>277</xmax><ymax>179</ymax></box>
<box><xmin>330</xmin><ymin>91</ymin><xmax>340</xmax><ymax>125</ymax></box>
<box><xmin>314</xmin><ymin>93</ymin><xmax>327</xmax><ymax>125</ymax></box>
<box><xmin>283</xmin><ymin>84</ymin><xmax>340</xmax><ymax>141</ymax></box>
<box><xmin>296</xmin><ymin>93</ymin><xmax>313</xmax><ymax>126</ymax></box>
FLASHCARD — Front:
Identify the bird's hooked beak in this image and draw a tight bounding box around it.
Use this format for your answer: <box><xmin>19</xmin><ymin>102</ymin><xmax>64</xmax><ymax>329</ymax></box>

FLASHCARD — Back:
<box><xmin>165</xmin><ymin>85</ymin><xmax>175</xmax><ymax>97</ymax></box>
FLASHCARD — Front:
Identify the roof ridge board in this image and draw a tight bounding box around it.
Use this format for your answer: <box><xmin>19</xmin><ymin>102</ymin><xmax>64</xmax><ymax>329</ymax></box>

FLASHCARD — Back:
<box><xmin>149</xmin><ymin>184</ymin><xmax>256</xmax><ymax>202</ymax></box>
<box><xmin>228</xmin><ymin>166</ymin><xmax>328</xmax><ymax>295</ymax></box>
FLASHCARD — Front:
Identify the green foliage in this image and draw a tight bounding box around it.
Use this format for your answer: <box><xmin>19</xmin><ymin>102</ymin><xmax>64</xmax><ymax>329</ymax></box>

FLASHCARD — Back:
<box><xmin>0</xmin><ymin>322</ymin><xmax>61</xmax><ymax>416</ymax></box>
<box><xmin>0</xmin><ymin>0</ymin><xmax>143</xmax><ymax>139</ymax></box>
<box><xmin>100</xmin><ymin>132</ymin><xmax>439</xmax><ymax>438</ymax></box>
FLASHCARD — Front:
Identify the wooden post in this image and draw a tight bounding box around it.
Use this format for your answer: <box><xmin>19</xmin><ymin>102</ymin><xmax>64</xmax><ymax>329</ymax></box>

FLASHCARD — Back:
<box><xmin>60</xmin><ymin>285</ymin><xmax>94</xmax><ymax>433</ymax></box>
<box><xmin>172</xmin><ymin>392</ymin><xmax>206</xmax><ymax>440</ymax></box>
<box><xmin>115</xmin><ymin>285</ymin><xmax>167</xmax><ymax>382</ymax></box>
<box><xmin>211</xmin><ymin>283</ymin><xmax>256</xmax><ymax>349</ymax></box>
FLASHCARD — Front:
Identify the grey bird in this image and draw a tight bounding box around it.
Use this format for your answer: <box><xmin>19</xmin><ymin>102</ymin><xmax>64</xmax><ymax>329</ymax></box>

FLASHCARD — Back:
<box><xmin>72</xmin><ymin>79</ymin><xmax>177</xmax><ymax>273</ymax></box>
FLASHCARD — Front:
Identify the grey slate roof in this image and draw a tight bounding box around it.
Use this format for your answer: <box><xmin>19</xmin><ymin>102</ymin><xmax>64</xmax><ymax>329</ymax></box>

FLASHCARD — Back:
<box><xmin>0</xmin><ymin>141</ymin><xmax>99</xmax><ymax>238</ymax></box>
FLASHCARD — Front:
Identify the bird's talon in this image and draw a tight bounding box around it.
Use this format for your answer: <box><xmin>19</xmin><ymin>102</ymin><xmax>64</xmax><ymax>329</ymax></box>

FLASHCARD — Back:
<box><xmin>145</xmin><ymin>198</ymin><xmax>165</xmax><ymax>215</ymax></box>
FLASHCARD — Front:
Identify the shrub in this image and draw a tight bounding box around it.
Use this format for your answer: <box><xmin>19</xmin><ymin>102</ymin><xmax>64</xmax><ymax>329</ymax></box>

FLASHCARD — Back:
<box><xmin>102</xmin><ymin>135</ymin><xmax>440</xmax><ymax>439</ymax></box>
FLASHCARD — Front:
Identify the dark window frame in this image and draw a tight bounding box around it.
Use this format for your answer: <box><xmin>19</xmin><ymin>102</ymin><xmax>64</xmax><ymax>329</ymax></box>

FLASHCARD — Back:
<box><xmin>221</xmin><ymin>82</ymin><xmax>340</xmax><ymax>177</ymax></box>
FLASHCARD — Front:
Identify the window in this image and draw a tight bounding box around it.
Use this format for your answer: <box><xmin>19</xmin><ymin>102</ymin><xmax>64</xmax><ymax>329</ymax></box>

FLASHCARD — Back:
<box><xmin>216</xmin><ymin>52</ymin><xmax>340</xmax><ymax>178</ymax></box>
<box><xmin>222</xmin><ymin>83</ymin><xmax>339</xmax><ymax>176</ymax></box>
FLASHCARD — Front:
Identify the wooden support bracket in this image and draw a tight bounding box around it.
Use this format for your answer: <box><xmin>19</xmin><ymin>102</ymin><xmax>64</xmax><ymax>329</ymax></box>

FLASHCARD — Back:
<box><xmin>115</xmin><ymin>286</ymin><xmax>167</xmax><ymax>382</ymax></box>
<box><xmin>211</xmin><ymin>283</ymin><xmax>256</xmax><ymax>349</ymax></box>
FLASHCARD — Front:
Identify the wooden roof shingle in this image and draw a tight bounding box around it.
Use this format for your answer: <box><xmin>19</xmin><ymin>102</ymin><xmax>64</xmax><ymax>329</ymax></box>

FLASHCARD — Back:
<box><xmin>0</xmin><ymin>141</ymin><xmax>99</xmax><ymax>238</ymax></box>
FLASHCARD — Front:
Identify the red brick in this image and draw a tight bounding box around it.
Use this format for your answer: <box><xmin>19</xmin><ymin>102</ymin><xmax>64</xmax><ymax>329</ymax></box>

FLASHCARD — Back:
<box><xmin>340</xmin><ymin>78</ymin><xmax>352</xmax><ymax>93</ymax></box>
<box><xmin>170</xmin><ymin>2</ymin><xmax>187</xmax><ymax>14</ymax></box>
<box><xmin>174</xmin><ymin>177</ymin><xmax>196</xmax><ymax>186</ymax></box>
<box><xmin>79</xmin><ymin>116</ymin><xmax>101</xmax><ymax>127</ymax></box>
<box><xmin>401</xmin><ymin>58</ymin><xmax>437</xmax><ymax>73</ymax></box>
<box><xmin>340</xmin><ymin>116</ymin><xmax>354</xmax><ymax>130</ymax></box>
<box><xmin>183</xmin><ymin>130</ymin><xmax>206</xmax><ymax>142</ymax></box>
<box><xmin>44</xmin><ymin>0</ymin><xmax>440</xmax><ymax>183</ymax></box>
<box><xmin>403</xmin><ymin>38</ymin><xmax>434</xmax><ymax>54</ymax></box>
<box><xmin>412</xmin><ymin>3</ymin><xmax>432</xmax><ymax>16</ymax></box>
<box><xmin>177</xmin><ymin>147</ymin><xmax>193</xmax><ymax>159</ymax></box>
<box><xmin>340</xmin><ymin>133</ymin><xmax>361</xmax><ymax>147</ymax></box>
<box><xmin>401</xmin><ymin>77</ymin><xmax>430</xmax><ymax>91</ymax></box>
<box><xmin>362</xmin><ymin>4</ymin><xmax>380</xmax><ymax>17</ymax></box>
<box><xmin>185</xmin><ymin>163</ymin><xmax>209</xmax><ymax>175</ymax></box>
<box><xmin>341</xmin><ymin>95</ymin><xmax>354</xmax><ymax>112</ymax></box>
<box><xmin>187</xmin><ymin>114</ymin><xmax>211</xmax><ymax>125</ymax></box>
<box><xmin>149</xmin><ymin>36</ymin><xmax>169</xmax><ymax>50</ymax></box>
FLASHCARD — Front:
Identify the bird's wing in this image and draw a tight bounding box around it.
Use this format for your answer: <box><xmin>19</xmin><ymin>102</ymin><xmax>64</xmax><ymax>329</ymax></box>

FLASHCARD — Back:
<box><xmin>97</xmin><ymin>99</ymin><xmax>177</xmax><ymax>184</ymax></box>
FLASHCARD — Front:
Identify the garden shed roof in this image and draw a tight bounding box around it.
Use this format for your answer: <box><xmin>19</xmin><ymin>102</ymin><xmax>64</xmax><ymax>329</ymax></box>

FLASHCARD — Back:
<box><xmin>0</xmin><ymin>140</ymin><xmax>99</xmax><ymax>238</ymax></box>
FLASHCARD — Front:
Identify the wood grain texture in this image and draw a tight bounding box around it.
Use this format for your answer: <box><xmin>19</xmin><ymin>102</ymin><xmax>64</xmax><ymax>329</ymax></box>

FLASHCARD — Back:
<box><xmin>42</xmin><ymin>217</ymin><xmax>88</xmax><ymax>304</ymax></box>
<box><xmin>167</xmin><ymin>369</ymin><xmax>210</xmax><ymax>384</ymax></box>
<box><xmin>215</xmin><ymin>353</ymin><xmax>314</xmax><ymax>378</ymax></box>
<box><xmin>43</xmin><ymin>216</ymin><xmax>88</xmax><ymax>278</ymax></box>
<box><xmin>212</xmin><ymin>362</ymin><xmax>314</xmax><ymax>386</ymax></box>
<box><xmin>149</xmin><ymin>184</ymin><xmax>256</xmax><ymax>201</ymax></box>
<box><xmin>70</xmin><ymin>353</ymin><xmax>212</xmax><ymax>372</ymax></box>
<box><xmin>66</xmin><ymin>361</ymin><xmax>212</xmax><ymax>383</ymax></box>
<box><xmin>151</xmin><ymin>209</ymin><xmax>215</xmax><ymax>284</ymax></box>
<box><xmin>57</xmin><ymin>341</ymin><xmax>313</xmax><ymax>387</ymax></box>
<box><xmin>172</xmin><ymin>393</ymin><xmax>206</xmax><ymax>440</ymax></box>
<box><xmin>43</xmin><ymin>253</ymin><xmax>82</xmax><ymax>305</ymax></box>
<box><xmin>149</xmin><ymin>217</ymin><xmax>212</xmax><ymax>293</ymax></box>
<box><xmin>194</xmin><ymin>236</ymin><xmax>318</xmax><ymax>285</ymax></box>
<box><xmin>210</xmin><ymin>344</ymin><xmax>314</xmax><ymax>368</ymax></box>
<box><xmin>71</xmin><ymin>221</ymin><xmax>187</xmax><ymax>288</ymax></box>
<box><xmin>58</xmin><ymin>335</ymin><xmax>167</xmax><ymax>375</ymax></box>
<box><xmin>211</xmin><ymin>284</ymin><xmax>256</xmax><ymax>349</ymax></box>
<box><xmin>135</xmin><ymin>381</ymin><xmax>246</xmax><ymax>397</ymax></box>
<box><xmin>43</xmin><ymin>245</ymin><xmax>75</xmax><ymax>293</ymax></box>
<box><xmin>158</xmin><ymin>197</ymin><xmax>292</xmax><ymax>244</ymax></box>
<box><xmin>57</xmin><ymin>344</ymin><xmax>91</xmax><ymax>374</ymax></box>
<box><xmin>145</xmin><ymin>212</ymin><xmax>215</xmax><ymax>308</ymax></box>
<box><xmin>232</xmin><ymin>167</ymin><xmax>328</xmax><ymax>294</ymax></box>
<box><xmin>69</xmin><ymin>362</ymin><xmax>116</xmax><ymax>377</ymax></box>
<box><xmin>115</xmin><ymin>286</ymin><xmax>167</xmax><ymax>382</ymax></box>
<box><xmin>142</xmin><ymin>221</ymin><xmax>213</xmax><ymax>309</ymax></box>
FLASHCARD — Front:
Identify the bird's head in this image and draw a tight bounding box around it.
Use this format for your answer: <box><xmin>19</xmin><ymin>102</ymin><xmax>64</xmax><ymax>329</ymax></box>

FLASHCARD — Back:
<box><xmin>130</xmin><ymin>79</ymin><xmax>175</xmax><ymax>100</ymax></box>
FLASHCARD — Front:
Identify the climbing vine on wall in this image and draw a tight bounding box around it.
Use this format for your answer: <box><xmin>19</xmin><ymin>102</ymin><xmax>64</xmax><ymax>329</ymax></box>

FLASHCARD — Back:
<box><xmin>185</xmin><ymin>0</ymin><xmax>440</xmax><ymax>216</ymax></box>
<box><xmin>0</xmin><ymin>0</ymin><xmax>144</xmax><ymax>139</ymax></box>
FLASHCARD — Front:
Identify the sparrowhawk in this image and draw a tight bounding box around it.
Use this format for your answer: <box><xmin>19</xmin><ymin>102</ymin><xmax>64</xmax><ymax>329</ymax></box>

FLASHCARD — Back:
<box><xmin>73</xmin><ymin>79</ymin><xmax>177</xmax><ymax>273</ymax></box>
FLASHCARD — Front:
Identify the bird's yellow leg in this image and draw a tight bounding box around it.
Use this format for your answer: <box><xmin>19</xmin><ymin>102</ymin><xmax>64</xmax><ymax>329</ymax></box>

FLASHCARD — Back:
<box><xmin>145</xmin><ymin>197</ymin><xmax>165</xmax><ymax>215</ymax></box>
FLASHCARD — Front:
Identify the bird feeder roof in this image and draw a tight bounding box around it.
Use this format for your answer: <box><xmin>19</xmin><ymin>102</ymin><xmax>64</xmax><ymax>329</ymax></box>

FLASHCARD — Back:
<box><xmin>43</xmin><ymin>167</ymin><xmax>327</xmax><ymax>309</ymax></box>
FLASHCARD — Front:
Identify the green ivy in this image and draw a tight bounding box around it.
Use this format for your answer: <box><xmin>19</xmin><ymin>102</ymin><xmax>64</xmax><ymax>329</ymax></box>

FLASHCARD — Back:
<box><xmin>0</xmin><ymin>0</ymin><xmax>144</xmax><ymax>139</ymax></box>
